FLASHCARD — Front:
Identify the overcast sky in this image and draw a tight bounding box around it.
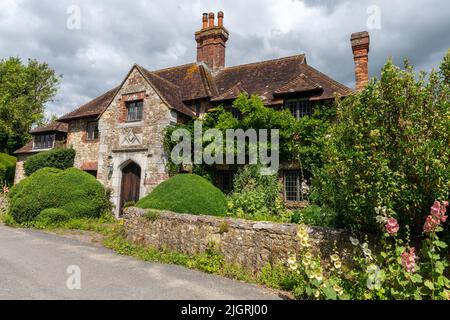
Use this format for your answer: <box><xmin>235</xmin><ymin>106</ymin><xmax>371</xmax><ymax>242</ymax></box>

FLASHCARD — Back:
<box><xmin>0</xmin><ymin>0</ymin><xmax>449</xmax><ymax>117</ymax></box>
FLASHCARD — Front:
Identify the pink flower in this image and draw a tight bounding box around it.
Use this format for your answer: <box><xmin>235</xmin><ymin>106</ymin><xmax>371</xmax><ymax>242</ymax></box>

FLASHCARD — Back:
<box><xmin>2</xmin><ymin>186</ymin><xmax>8</xmax><ymax>194</ymax></box>
<box><xmin>385</xmin><ymin>217</ymin><xmax>399</xmax><ymax>235</ymax></box>
<box><xmin>424</xmin><ymin>200</ymin><xmax>448</xmax><ymax>233</ymax></box>
<box><xmin>423</xmin><ymin>215</ymin><xmax>438</xmax><ymax>233</ymax></box>
<box><xmin>401</xmin><ymin>247</ymin><xmax>416</xmax><ymax>273</ymax></box>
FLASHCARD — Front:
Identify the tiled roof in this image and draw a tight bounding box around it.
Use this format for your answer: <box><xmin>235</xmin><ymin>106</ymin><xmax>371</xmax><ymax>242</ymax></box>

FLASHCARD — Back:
<box><xmin>137</xmin><ymin>65</ymin><xmax>196</xmax><ymax>117</ymax></box>
<box><xmin>29</xmin><ymin>121</ymin><xmax>68</xmax><ymax>134</ymax></box>
<box><xmin>154</xmin><ymin>63</ymin><xmax>218</xmax><ymax>100</ymax></box>
<box><xmin>59</xmin><ymin>87</ymin><xmax>119</xmax><ymax>121</ymax></box>
<box><xmin>57</xmin><ymin>53</ymin><xmax>352</xmax><ymax>121</ymax></box>
<box><xmin>13</xmin><ymin>141</ymin><xmax>35</xmax><ymax>155</ymax></box>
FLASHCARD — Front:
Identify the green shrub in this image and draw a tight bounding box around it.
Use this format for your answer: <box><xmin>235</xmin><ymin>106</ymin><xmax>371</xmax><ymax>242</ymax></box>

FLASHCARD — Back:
<box><xmin>136</xmin><ymin>174</ymin><xmax>227</xmax><ymax>216</ymax></box>
<box><xmin>290</xmin><ymin>205</ymin><xmax>337</xmax><ymax>227</ymax></box>
<box><xmin>9</xmin><ymin>167</ymin><xmax>109</xmax><ymax>223</ymax></box>
<box><xmin>315</xmin><ymin>55</ymin><xmax>450</xmax><ymax>233</ymax></box>
<box><xmin>24</xmin><ymin>147</ymin><xmax>75</xmax><ymax>176</ymax></box>
<box><xmin>36</xmin><ymin>208</ymin><xmax>71</xmax><ymax>225</ymax></box>
<box><xmin>227</xmin><ymin>165</ymin><xmax>284</xmax><ymax>218</ymax></box>
<box><xmin>0</xmin><ymin>153</ymin><xmax>16</xmax><ymax>185</ymax></box>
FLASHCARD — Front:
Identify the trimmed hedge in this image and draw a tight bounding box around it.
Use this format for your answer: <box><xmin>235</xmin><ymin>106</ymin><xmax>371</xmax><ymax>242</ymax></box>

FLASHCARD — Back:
<box><xmin>136</xmin><ymin>174</ymin><xmax>227</xmax><ymax>216</ymax></box>
<box><xmin>24</xmin><ymin>148</ymin><xmax>75</xmax><ymax>176</ymax></box>
<box><xmin>9</xmin><ymin>167</ymin><xmax>109</xmax><ymax>223</ymax></box>
<box><xmin>0</xmin><ymin>153</ymin><xmax>16</xmax><ymax>185</ymax></box>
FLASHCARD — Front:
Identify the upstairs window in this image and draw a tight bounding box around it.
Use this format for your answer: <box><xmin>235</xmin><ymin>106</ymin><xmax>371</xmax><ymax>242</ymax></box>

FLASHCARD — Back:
<box><xmin>33</xmin><ymin>134</ymin><xmax>55</xmax><ymax>150</ymax></box>
<box><xmin>86</xmin><ymin>121</ymin><xmax>99</xmax><ymax>141</ymax></box>
<box><xmin>285</xmin><ymin>99</ymin><xmax>312</xmax><ymax>120</ymax></box>
<box><xmin>126</xmin><ymin>100</ymin><xmax>143</xmax><ymax>122</ymax></box>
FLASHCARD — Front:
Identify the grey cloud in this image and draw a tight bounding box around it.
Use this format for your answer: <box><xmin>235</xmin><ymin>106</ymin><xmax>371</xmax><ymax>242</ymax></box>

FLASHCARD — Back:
<box><xmin>0</xmin><ymin>0</ymin><xmax>448</xmax><ymax>116</ymax></box>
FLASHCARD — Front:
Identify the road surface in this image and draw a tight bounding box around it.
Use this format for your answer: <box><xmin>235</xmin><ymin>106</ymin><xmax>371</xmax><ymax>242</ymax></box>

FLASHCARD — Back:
<box><xmin>0</xmin><ymin>225</ymin><xmax>281</xmax><ymax>300</ymax></box>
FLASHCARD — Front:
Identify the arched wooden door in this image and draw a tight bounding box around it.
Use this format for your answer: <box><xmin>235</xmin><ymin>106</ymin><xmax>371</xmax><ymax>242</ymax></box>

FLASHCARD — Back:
<box><xmin>120</xmin><ymin>162</ymin><xmax>141</xmax><ymax>215</ymax></box>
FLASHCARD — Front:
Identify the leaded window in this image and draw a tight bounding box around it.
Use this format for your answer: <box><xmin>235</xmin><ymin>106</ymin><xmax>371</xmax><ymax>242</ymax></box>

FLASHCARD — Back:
<box><xmin>86</xmin><ymin>121</ymin><xmax>99</xmax><ymax>141</ymax></box>
<box><xmin>33</xmin><ymin>134</ymin><xmax>55</xmax><ymax>150</ymax></box>
<box><xmin>285</xmin><ymin>99</ymin><xmax>312</xmax><ymax>120</ymax></box>
<box><xmin>283</xmin><ymin>171</ymin><xmax>309</xmax><ymax>202</ymax></box>
<box><xmin>126</xmin><ymin>100</ymin><xmax>143</xmax><ymax>122</ymax></box>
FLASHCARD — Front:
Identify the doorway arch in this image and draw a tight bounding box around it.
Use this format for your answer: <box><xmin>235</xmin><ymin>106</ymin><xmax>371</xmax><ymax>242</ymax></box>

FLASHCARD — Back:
<box><xmin>119</xmin><ymin>161</ymin><xmax>141</xmax><ymax>215</ymax></box>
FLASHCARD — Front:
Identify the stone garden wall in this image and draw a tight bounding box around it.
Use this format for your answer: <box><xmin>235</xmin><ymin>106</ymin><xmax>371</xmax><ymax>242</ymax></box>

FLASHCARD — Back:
<box><xmin>123</xmin><ymin>207</ymin><xmax>352</xmax><ymax>272</ymax></box>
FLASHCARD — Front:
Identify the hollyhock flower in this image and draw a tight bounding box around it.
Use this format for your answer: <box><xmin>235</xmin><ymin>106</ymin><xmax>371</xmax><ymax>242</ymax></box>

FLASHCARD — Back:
<box><xmin>423</xmin><ymin>215</ymin><xmax>439</xmax><ymax>233</ymax></box>
<box><xmin>333</xmin><ymin>284</ymin><xmax>344</xmax><ymax>296</ymax></box>
<box><xmin>401</xmin><ymin>247</ymin><xmax>416</xmax><ymax>273</ymax></box>
<box><xmin>287</xmin><ymin>256</ymin><xmax>297</xmax><ymax>271</ymax></box>
<box><xmin>385</xmin><ymin>217</ymin><xmax>399</xmax><ymax>235</ymax></box>
<box><xmin>349</xmin><ymin>236</ymin><xmax>359</xmax><ymax>246</ymax></box>
<box><xmin>423</xmin><ymin>200</ymin><xmax>448</xmax><ymax>232</ymax></box>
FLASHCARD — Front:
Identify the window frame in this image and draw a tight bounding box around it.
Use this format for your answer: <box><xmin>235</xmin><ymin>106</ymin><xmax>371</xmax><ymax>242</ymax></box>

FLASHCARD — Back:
<box><xmin>126</xmin><ymin>100</ymin><xmax>144</xmax><ymax>122</ymax></box>
<box><xmin>33</xmin><ymin>133</ymin><xmax>56</xmax><ymax>150</ymax></box>
<box><xmin>283</xmin><ymin>170</ymin><xmax>306</xmax><ymax>202</ymax></box>
<box><xmin>285</xmin><ymin>98</ymin><xmax>312</xmax><ymax>120</ymax></box>
<box><xmin>86</xmin><ymin>121</ymin><xmax>99</xmax><ymax>141</ymax></box>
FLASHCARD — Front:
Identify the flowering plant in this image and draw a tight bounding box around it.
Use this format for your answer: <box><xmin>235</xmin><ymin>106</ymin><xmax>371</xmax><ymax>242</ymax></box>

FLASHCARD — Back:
<box><xmin>286</xmin><ymin>200</ymin><xmax>450</xmax><ymax>300</ymax></box>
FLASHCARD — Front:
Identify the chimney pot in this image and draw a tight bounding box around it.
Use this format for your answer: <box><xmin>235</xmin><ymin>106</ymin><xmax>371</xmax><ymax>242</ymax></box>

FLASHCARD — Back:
<box><xmin>208</xmin><ymin>12</ymin><xmax>215</xmax><ymax>27</ymax></box>
<box><xmin>218</xmin><ymin>11</ymin><xmax>224</xmax><ymax>26</ymax></box>
<box><xmin>202</xmin><ymin>13</ymin><xmax>208</xmax><ymax>29</ymax></box>
<box><xmin>196</xmin><ymin>11</ymin><xmax>229</xmax><ymax>72</ymax></box>
<box><xmin>351</xmin><ymin>31</ymin><xmax>370</xmax><ymax>91</ymax></box>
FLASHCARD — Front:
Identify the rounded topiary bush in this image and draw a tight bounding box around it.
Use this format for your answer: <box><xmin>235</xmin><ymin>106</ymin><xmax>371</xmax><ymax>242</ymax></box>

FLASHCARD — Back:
<box><xmin>136</xmin><ymin>174</ymin><xmax>227</xmax><ymax>216</ymax></box>
<box><xmin>9</xmin><ymin>167</ymin><xmax>108</xmax><ymax>223</ymax></box>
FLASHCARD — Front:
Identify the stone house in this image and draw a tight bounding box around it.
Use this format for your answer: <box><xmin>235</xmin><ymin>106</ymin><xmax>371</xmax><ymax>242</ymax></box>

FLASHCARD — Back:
<box><xmin>14</xmin><ymin>12</ymin><xmax>370</xmax><ymax>216</ymax></box>
<box><xmin>13</xmin><ymin>121</ymin><xmax>68</xmax><ymax>184</ymax></box>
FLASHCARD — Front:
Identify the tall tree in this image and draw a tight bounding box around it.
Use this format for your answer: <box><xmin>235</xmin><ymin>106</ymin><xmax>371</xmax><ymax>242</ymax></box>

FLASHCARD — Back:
<box><xmin>0</xmin><ymin>57</ymin><xmax>59</xmax><ymax>154</ymax></box>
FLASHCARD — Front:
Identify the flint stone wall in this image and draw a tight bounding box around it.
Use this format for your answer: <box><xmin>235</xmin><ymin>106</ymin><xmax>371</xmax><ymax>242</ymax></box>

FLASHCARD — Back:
<box><xmin>123</xmin><ymin>207</ymin><xmax>352</xmax><ymax>272</ymax></box>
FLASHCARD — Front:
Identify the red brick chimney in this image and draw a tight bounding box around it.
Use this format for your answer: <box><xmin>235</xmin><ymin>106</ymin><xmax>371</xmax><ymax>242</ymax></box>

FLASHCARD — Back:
<box><xmin>195</xmin><ymin>11</ymin><xmax>229</xmax><ymax>73</ymax></box>
<box><xmin>351</xmin><ymin>31</ymin><xmax>370</xmax><ymax>91</ymax></box>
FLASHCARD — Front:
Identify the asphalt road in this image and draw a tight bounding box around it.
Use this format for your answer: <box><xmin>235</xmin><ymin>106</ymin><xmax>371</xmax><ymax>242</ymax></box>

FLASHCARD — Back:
<box><xmin>0</xmin><ymin>225</ymin><xmax>281</xmax><ymax>300</ymax></box>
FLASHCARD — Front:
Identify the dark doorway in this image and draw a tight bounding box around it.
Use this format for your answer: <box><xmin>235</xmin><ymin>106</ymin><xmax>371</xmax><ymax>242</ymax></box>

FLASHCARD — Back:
<box><xmin>120</xmin><ymin>162</ymin><xmax>141</xmax><ymax>215</ymax></box>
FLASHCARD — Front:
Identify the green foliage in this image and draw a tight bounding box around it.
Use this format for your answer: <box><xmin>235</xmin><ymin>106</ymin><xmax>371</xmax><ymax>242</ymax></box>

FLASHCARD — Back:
<box><xmin>163</xmin><ymin>93</ymin><xmax>333</xmax><ymax>181</ymax></box>
<box><xmin>144</xmin><ymin>209</ymin><xmax>160</xmax><ymax>221</ymax></box>
<box><xmin>36</xmin><ymin>208</ymin><xmax>71</xmax><ymax>226</ymax></box>
<box><xmin>24</xmin><ymin>147</ymin><xmax>75</xmax><ymax>176</ymax></box>
<box><xmin>136</xmin><ymin>174</ymin><xmax>227</xmax><ymax>216</ymax></box>
<box><xmin>315</xmin><ymin>57</ymin><xmax>450</xmax><ymax>233</ymax></box>
<box><xmin>8</xmin><ymin>167</ymin><xmax>109</xmax><ymax>223</ymax></box>
<box><xmin>289</xmin><ymin>205</ymin><xmax>337</xmax><ymax>227</ymax></box>
<box><xmin>227</xmin><ymin>165</ymin><xmax>284</xmax><ymax>218</ymax></box>
<box><xmin>0</xmin><ymin>57</ymin><xmax>59</xmax><ymax>154</ymax></box>
<box><xmin>0</xmin><ymin>152</ymin><xmax>16</xmax><ymax>185</ymax></box>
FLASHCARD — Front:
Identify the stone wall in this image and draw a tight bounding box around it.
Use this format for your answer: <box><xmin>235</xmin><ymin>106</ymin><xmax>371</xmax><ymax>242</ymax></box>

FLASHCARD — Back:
<box><xmin>67</xmin><ymin>118</ymin><xmax>99</xmax><ymax>171</ymax></box>
<box><xmin>13</xmin><ymin>154</ymin><xmax>29</xmax><ymax>184</ymax></box>
<box><xmin>123</xmin><ymin>207</ymin><xmax>351</xmax><ymax>272</ymax></box>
